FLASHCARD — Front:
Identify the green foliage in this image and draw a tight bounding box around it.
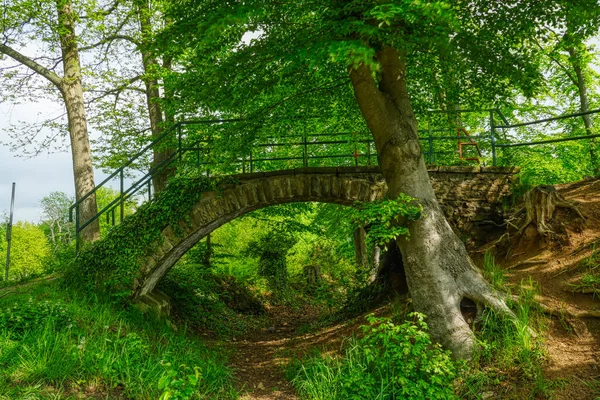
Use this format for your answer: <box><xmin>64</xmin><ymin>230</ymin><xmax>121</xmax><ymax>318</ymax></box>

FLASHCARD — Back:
<box><xmin>0</xmin><ymin>279</ymin><xmax>235</xmax><ymax>399</ymax></box>
<box><xmin>159</xmin><ymin>263</ymin><xmax>264</xmax><ymax>336</ymax></box>
<box><xmin>351</xmin><ymin>195</ymin><xmax>422</xmax><ymax>247</ymax></box>
<box><xmin>246</xmin><ymin>230</ymin><xmax>297</xmax><ymax>293</ymax></box>
<box><xmin>482</xmin><ymin>251</ymin><xmax>506</xmax><ymax>290</ymax></box>
<box><xmin>0</xmin><ymin>298</ymin><xmax>72</xmax><ymax>338</ymax></box>
<box><xmin>458</xmin><ymin>272</ymin><xmax>551</xmax><ymax>399</ymax></box>
<box><xmin>66</xmin><ymin>173</ymin><xmax>237</xmax><ymax>302</ymax></box>
<box><xmin>158</xmin><ymin>362</ymin><xmax>203</xmax><ymax>400</ymax></box>
<box><xmin>292</xmin><ymin>313</ymin><xmax>457</xmax><ymax>400</ymax></box>
<box><xmin>0</xmin><ymin>221</ymin><xmax>50</xmax><ymax>281</ymax></box>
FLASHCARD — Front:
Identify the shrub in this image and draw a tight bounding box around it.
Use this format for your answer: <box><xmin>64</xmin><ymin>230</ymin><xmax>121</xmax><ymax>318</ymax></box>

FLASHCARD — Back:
<box><xmin>292</xmin><ymin>313</ymin><xmax>457</xmax><ymax>400</ymax></box>
<box><xmin>0</xmin><ymin>222</ymin><xmax>50</xmax><ymax>281</ymax></box>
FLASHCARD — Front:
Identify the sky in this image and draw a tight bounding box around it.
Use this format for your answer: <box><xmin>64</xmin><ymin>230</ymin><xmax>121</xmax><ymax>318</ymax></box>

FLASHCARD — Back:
<box><xmin>0</xmin><ymin>100</ymin><xmax>78</xmax><ymax>222</ymax></box>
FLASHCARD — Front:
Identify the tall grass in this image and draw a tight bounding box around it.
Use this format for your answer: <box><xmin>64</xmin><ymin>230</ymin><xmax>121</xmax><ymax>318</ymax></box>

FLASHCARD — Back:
<box><xmin>0</xmin><ymin>280</ymin><xmax>236</xmax><ymax>399</ymax></box>
<box><xmin>459</xmin><ymin>254</ymin><xmax>552</xmax><ymax>399</ymax></box>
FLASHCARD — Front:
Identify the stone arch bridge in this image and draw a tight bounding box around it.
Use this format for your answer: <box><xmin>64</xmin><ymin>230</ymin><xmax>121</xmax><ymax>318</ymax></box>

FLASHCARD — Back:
<box><xmin>128</xmin><ymin>165</ymin><xmax>518</xmax><ymax>298</ymax></box>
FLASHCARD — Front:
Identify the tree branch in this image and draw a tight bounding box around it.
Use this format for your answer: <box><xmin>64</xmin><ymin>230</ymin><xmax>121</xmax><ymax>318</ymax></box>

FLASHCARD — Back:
<box><xmin>533</xmin><ymin>38</ymin><xmax>577</xmax><ymax>86</ymax></box>
<box><xmin>0</xmin><ymin>43</ymin><xmax>63</xmax><ymax>88</ymax></box>
<box><xmin>257</xmin><ymin>78</ymin><xmax>348</xmax><ymax>116</ymax></box>
<box><xmin>80</xmin><ymin>34</ymin><xmax>140</xmax><ymax>52</ymax></box>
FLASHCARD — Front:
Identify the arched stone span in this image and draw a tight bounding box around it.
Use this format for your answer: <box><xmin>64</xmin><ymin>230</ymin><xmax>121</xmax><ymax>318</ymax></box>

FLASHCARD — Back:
<box><xmin>132</xmin><ymin>165</ymin><xmax>519</xmax><ymax>298</ymax></box>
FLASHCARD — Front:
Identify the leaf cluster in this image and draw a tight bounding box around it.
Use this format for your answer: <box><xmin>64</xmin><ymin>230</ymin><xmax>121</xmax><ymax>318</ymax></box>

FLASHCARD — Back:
<box><xmin>351</xmin><ymin>194</ymin><xmax>422</xmax><ymax>247</ymax></box>
<box><xmin>293</xmin><ymin>313</ymin><xmax>457</xmax><ymax>399</ymax></box>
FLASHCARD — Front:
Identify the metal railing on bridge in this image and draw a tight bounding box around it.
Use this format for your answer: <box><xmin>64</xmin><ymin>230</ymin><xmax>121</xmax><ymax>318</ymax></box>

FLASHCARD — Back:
<box><xmin>69</xmin><ymin>107</ymin><xmax>600</xmax><ymax>250</ymax></box>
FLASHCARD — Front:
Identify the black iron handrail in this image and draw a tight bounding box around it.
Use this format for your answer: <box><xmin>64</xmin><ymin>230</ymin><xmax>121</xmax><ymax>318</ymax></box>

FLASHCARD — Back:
<box><xmin>70</xmin><ymin>107</ymin><xmax>600</xmax><ymax>250</ymax></box>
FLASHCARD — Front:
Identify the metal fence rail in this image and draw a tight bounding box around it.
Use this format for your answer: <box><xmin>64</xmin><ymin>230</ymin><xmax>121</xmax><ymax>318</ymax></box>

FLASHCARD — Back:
<box><xmin>70</xmin><ymin>107</ymin><xmax>600</xmax><ymax>250</ymax></box>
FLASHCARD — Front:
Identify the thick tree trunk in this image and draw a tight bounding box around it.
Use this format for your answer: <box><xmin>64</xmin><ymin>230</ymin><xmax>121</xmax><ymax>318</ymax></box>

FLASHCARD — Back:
<box><xmin>567</xmin><ymin>46</ymin><xmax>599</xmax><ymax>176</ymax></box>
<box><xmin>57</xmin><ymin>0</ymin><xmax>100</xmax><ymax>243</ymax></box>
<box><xmin>137</xmin><ymin>0</ymin><xmax>175</xmax><ymax>193</ymax></box>
<box><xmin>349</xmin><ymin>47</ymin><xmax>513</xmax><ymax>359</ymax></box>
<box><xmin>353</xmin><ymin>227</ymin><xmax>369</xmax><ymax>270</ymax></box>
<box><xmin>369</xmin><ymin>245</ymin><xmax>381</xmax><ymax>283</ymax></box>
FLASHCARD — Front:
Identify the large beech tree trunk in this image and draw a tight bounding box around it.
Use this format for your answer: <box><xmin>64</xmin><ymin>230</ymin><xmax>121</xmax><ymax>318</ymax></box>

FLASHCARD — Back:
<box><xmin>349</xmin><ymin>47</ymin><xmax>513</xmax><ymax>359</ymax></box>
<box><xmin>57</xmin><ymin>0</ymin><xmax>99</xmax><ymax>243</ymax></box>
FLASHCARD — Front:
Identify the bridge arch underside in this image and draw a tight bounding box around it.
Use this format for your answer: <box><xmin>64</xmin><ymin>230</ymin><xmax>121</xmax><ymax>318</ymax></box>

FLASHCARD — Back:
<box><xmin>134</xmin><ymin>170</ymin><xmax>388</xmax><ymax>297</ymax></box>
<box><xmin>132</xmin><ymin>165</ymin><xmax>518</xmax><ymax>298</ymax></box>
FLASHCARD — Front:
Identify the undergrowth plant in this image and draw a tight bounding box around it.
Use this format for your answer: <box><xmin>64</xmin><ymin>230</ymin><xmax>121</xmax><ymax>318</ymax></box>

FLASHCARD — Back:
<box><xmin>291</xmin><ymin>313</ymin><xmax>457</xmax><ymax>400</ymax></box>
<box><xmin>570</xmin><ymin>247</ymin><xmax>600</xmax><ymax>297</ymax></box>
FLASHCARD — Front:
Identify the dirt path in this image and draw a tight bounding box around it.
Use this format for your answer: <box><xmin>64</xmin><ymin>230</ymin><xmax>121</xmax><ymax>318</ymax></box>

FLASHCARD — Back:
<box><xmin>224</xmin><ymin>304</ymin><xmax>387</xmax><ymax>399</ymax></box>
<box><xmin>499</xmin><ymin>178</ymin><xmax>600</xmax><ymax>399</ymax></box>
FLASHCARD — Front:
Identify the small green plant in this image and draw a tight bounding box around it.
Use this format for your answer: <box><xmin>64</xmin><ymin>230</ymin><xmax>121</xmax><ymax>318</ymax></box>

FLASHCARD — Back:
<box><xmin>458</xmin><ymin>278</ymin><xmax>551</xmax><ymax>398</ymax></box>
<box><xmin>158</xmin><ymin>362</ymin><xmax>203</xmax><ymax>400</ymax></box>
<box><xmin>351</xmin><ymin>195</ymin><xmax>422</xmax><ymax>248</ymax></box>
<box><xmin>292</xmin><ymin>313</ymin><xmax>457</xmax><ymax>400</ymax></box>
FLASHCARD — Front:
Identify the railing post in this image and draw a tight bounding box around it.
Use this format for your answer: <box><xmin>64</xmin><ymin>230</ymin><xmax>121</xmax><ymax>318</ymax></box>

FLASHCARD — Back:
<box><xmin>75</xmin><ymin>205</ymin><xmax>80</xmax><ymax>253</ymax></box>
<box><xmin>250</xmin><ymin>151</ymin><xmax>254</xmax><ymax>172</ymax></box>
<box><xmin>427</xmin><ymin>117</ymin><xmax>434</xmax><ymax>164</ymax></box>
<box><xmin>490</xmin><ymin>110</ymin><xmax>497</xmax><ymax>166</ymax></box>
<box><xmin>119</xmin><ymin>169</ymin><xmax>125</xmax><ymax>222</ymax></box>
<box><xmin>303</xmin><ymin>132</ymin><xmax>308</xmax><ymax>167</ymax></box>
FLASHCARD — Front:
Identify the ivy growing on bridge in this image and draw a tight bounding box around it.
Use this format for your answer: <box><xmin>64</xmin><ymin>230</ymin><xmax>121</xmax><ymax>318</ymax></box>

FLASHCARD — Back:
<box><xmin>65</xmin><ymin>173</ymin><xmax>238</xmax><ymax>303</ymax></box>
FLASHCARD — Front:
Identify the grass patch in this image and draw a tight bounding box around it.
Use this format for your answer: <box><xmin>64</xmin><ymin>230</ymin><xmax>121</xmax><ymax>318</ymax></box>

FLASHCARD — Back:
<box><xmin>0</xmin><ymin>279</ymin><xmax>236</xmax><ymax>399</ymax></box>
<box><xmin>458</xmin><ymin>254</ymin><xmax>554</xmax><ymax>399</ymax></box>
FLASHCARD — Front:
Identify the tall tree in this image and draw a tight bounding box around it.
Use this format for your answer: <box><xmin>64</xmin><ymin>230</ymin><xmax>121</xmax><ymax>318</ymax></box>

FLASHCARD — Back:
<box><xmin>160</xmin><ymin>0</ymin><xmax>550</xmax><ymax>358</ymax></box>
<box><xmin>0</xmin><ymin>0</ymin><xmax>99</xmax><ymax>242</ymax></box>
<box><xmin>81</xmin><ymin>0</ymin><xmax>176</xmax><ymax>191</ymax></box>
<box><xmin>535</xmin><ymin>0</ymin><xmax>600</xmax><ymax>175</ymax></box>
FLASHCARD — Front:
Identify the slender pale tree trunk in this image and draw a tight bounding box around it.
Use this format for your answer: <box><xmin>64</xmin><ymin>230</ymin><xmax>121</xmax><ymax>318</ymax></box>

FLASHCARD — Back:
<box><xmin>567</xmin><ymin>45</ymin><xmax>599</xmax><ymax>175</ymax></box>
<box><xmin>57</xmin><ymin>0</ymin><xmax>100</xmax><ymax>243</ymax></box>
<box><xmin>0</xmin><ymin>0</ymin><xmax>100</xmax><ymax>243</ymax></box>
<box><xmin>349</xmin><ymin>47</ymin><xmax>513</xmax><ymax>359</ymax></box>
<box><xmin>137</xmin><ymin>0</ymin><xmax>175</xmax><ymax>193</ymax></box>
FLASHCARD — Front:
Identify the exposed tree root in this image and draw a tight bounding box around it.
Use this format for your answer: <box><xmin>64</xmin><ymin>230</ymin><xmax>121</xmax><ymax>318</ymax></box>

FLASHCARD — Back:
<box><xmin>506</xmin><ymin>259</ymin><xmax>547</xmax><ymax>270</ymax></box>
<box><xmin>516</xmin><ymin>185</ymin><xmax>584</xmax><ymax>238</ymax></box>
<box><xmin>567</xmin><ymin>286</ymin><xmax>598</xmax><ymax>295</ymax></box>
<box><xmin>513</xmin><ymin>294</ymin><xmax>600</xmax><ymax>319</ymax></box>
<box><xmin>485</xmin><ymin>185</ymin><xmax>585</xmax><ymax>257</ymax></box>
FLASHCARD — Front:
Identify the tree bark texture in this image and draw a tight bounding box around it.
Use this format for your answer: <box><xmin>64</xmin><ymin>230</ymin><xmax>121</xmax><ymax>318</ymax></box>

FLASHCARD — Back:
<box><xmin>349</xmin><ymin>47</ymin><xmax>513</xmax><ymax>359</ymax></box>
<box><xmin>137</xmin><ymin>0</ymin><xmax>175</xmax><ymax>193</ymax></box>
<box><xmin>353</xmin><ymin>226</ymin><xmax>369</xmax><ymax>271</ymax></box>
<box><xmin>56</xmin><ymin>0</ymin><xmax>99</xmax><ymax>243</ymax></box>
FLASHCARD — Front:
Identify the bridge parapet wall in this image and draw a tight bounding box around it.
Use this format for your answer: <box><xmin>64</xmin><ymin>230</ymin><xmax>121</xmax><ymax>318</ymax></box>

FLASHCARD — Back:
<box><xmin>427</xmin><ymin>165</ymin><xmax>520</xmax><ymax>242</ymax></box>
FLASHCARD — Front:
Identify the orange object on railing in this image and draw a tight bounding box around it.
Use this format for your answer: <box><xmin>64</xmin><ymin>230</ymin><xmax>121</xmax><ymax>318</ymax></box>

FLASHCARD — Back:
<box><xmin>457</xmin><ymin>127</ymin><xmax>482</xmax><ymax>164</ymax></box>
